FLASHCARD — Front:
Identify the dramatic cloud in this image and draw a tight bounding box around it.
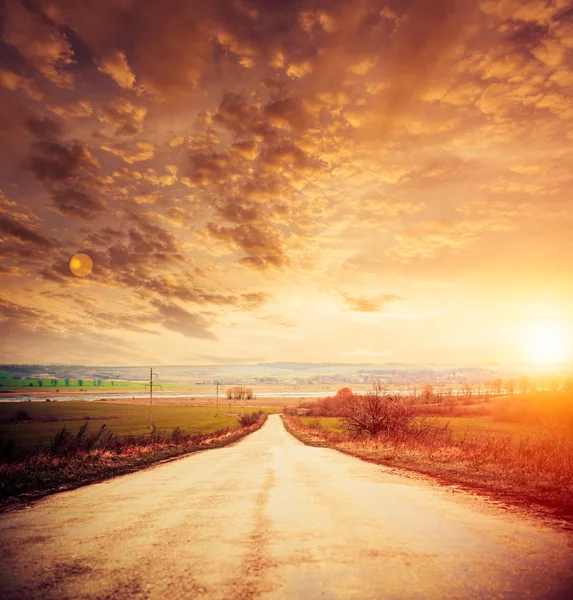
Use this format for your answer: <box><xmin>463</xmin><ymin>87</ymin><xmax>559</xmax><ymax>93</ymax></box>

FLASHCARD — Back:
<box><xmin>26</xmin><ymin>126</ymin><xmax>107</xmax><ymax>219</ymax></box>
<box><xmin>151</xmin><ymin>300</ymin><xmax>218</xmax><ymax>340</ymax></box>
<box><xmin>0</xmin><ymin>213</ymin><xmax>53</xmax><ymax>248</ymax></box>
<box><xmin>99</xmin><ymin>98</ymin><xmax>147</xmax><ymax>136</ymax></box>
<box><xmin>2</xmin><ymin>0</ymin><xmax>75</xmax><ymax>87</ymax></box>
<box><xmin>1</xmin><ymin>0</ymin><xmax>573</xmax><ymax>364</ymax></box>
<box><xmin>97</xmin><ymin>50</ymin><xmax>136</xmax><ymax>89</ymax></box>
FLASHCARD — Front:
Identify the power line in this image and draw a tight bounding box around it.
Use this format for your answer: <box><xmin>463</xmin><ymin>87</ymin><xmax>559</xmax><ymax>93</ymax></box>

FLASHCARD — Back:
<box><xmin>215</xmin><ymin>380</ymin><xmax>219</xmax><ymax>417</ymax></box>
<box><xmin>145</xmin><ymin>367</ymin><xmax>162</xmax><ymax>429</ymax></box>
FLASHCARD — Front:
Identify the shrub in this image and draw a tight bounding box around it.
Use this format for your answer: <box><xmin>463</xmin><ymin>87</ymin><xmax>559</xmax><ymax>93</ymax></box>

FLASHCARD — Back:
<box><xmin>339</xmin><ymin>381</ymin><xmax>416</xmax><ymax>437</ymax></box>
<box><xmin>304</xmin><ymin>387</ymin><xmax>354</xmax><ymax>417</ymax></box>
<box><xmin>50</xmin><ymin>423</ymin><xmax>108</xmax><ymax>456</ymax></box>
<box><xmin>238</xmin><ymin>411</ymin><xmax>262</xmax><ymax>427</ymax></box>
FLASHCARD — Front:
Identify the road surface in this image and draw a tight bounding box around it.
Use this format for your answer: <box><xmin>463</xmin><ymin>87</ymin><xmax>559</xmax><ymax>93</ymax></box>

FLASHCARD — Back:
<box><xmin>1</xmin><ymin>414</ymin><xmax>572</xmax><ymax>599</ymax></box>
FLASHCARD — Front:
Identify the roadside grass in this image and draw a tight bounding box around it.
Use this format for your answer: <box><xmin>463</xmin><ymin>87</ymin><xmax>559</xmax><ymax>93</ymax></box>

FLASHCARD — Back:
<box><xmin>0</xmin><ymin>411</ymin><xmax>268</xmax><ymax>508</ymax></box>
<box><xmin>299</xmin><ymin>414</ymin><xmax>570</xmax><ymax>445</ymax></box>
<box><xmin>299</xmin><ymin>416</ymin><xmax>345</xmax><ymax>433</ymax></box>
<box><xmin>0</xmin><ymin>402</ymin><xmax>270</xmax><ymax>449</ymax></box>
<box><xmin>284</xmin><ymin>414</ymin><xmax>573</xmax><ymax>517</ymax></box>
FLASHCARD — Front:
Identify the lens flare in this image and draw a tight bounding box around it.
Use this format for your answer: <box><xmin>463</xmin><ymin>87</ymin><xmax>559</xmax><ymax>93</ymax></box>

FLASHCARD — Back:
<box><xmin>69</xmin><ymin>253</ymin><xmax>94</xmax><ymax>277</ymax></box>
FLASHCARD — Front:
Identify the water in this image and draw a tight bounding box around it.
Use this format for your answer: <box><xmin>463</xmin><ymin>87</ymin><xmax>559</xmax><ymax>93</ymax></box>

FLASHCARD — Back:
<box><xmin>0</xmin><ymin>390</ymin><xmax>335</xmax><ymax>403</ymax></box>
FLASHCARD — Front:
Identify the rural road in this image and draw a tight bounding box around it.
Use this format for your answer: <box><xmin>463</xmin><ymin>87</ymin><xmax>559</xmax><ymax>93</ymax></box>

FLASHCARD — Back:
<box><xmin>1</xmin><ymin>415</ymin><xmax>572</xmax><ymax>599</ymax></box>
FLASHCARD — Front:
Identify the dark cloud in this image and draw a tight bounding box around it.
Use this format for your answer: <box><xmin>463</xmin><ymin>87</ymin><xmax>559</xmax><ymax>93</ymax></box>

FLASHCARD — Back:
<box><xmin>0</xmin><ymin>214</ymin><xmax>53</xmax><ymax>248</ymax></box>
<box><xmin>151</xmin><ymin>300</ymin><xmax>218</xmax><ymax>340</ymax></box>
<box><xmin>26</xmin><ymin>126</ymin><xmax>106</xmax><ymax>219</ymax></box>
<box><xmin>28</xmin><ymin>140</ymin><xmax>98</xmax><ymax>185</ymax></box>
<box><xmin>264</xmin><ymin>97</ymin><xmax>310</xmax><ymax>131</ymax></box>
<box><xmin>213</xmin><ymin>92</ymin><xmax>260</xmax><ymax>134</ymax></box>
<box><xmin>38</xmin><ymin>263</ymin><xmax>71</xmax><ymax>283</ymax></box>
<box><xmin>50</xmin><ymin>189</ymin><xmax>106</xmax><ymax>219</ymax></box>
<box><xmin>206</xmin><ymin>222</ymin><xmax>288</xmax><ymax>270</ymax></box>
<box><xmin>188</xmin><ymin>151</ymin><xmax>231</xmax><ymax>187</ymax></box>
<box><xmin>2</xmin><ymin>0</ymin><xmax>74</xmax><ymax>87</ymax></box>
<box><xmin>26</xmin><ymin>117</ymin><xmax>64</xmax><ymax>140</ymax></box>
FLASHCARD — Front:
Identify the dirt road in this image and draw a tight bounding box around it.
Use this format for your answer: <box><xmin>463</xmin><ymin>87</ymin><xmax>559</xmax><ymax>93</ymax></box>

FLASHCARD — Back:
<box><xmin>1</xmin><ymin>415</ymin><xmax>572</xmax><ymax>599</ymax></box>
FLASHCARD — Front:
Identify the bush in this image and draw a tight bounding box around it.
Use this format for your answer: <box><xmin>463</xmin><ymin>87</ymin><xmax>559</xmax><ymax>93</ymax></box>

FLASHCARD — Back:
<box><xmin>303</xmin><ymin>387</ymin><xmax>354</xmax><ymax>417</ymax></box>
<box><xmin>51</xmin><ymin>423</ymin><xmax>107</xmax><ymax>456</ymax></box>
<box><xmin>340</xmin><ymin>382</ymin><xmax>416</xmax><ymax>437</ymax></box>
<box><xmin>238</xmin><ymin>411</ymin><xmax>262</xmax><ymax>427</ymax></box>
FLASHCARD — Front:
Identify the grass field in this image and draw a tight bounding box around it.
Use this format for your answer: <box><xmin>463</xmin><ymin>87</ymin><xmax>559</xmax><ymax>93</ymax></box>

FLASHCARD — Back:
<box><xmin>0</xmin><ymin>409</ymin><xmax>269</xmax><ymax>506</ymax></box>
<box><xmin>299</xmin><ymin>415</ymin><xmax>573</xmax><ymax>444</ymax></box>
<box><xmin>0</xmin><ymin>402</ymin><xmax>279</xmax><ymax>449</ymax></box>
<box><xmin>0</xmin><ymin>378</ymin><xmax>143</xmax><ymax>390</ymax></box>
<box><xmin>300</xmin><ymin>416</ymin><xmax>345</xmax><ymax>433</ymax></box>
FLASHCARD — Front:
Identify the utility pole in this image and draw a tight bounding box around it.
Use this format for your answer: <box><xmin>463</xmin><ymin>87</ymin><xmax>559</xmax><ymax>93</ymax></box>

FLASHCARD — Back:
<box><xmin>215</xmin><ymin>380</ymin><xmax>219</xmax><ymax>417</ymax></box>
<box><xmin>145</xmin><ymin>367</ymin><xmax>162</xmax><ymax>429</ymax></box>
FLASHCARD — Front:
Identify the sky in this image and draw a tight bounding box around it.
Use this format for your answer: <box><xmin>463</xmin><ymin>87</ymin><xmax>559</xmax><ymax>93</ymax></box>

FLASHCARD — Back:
<box><xmin>1</xmin><ymin>0</ymin><xmax>572</xmax><ymax>367</ymax></box>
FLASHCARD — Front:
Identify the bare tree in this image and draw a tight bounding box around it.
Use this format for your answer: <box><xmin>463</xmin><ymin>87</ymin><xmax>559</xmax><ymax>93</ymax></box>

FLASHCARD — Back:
<box><xmin>225</xmin><ymin>385</ymin><xmax>254</xmax><ymax>401</ymax></box>
<box><xmin>340</xmin><ymin>380</ymin><xmax>415</xmax><ymax>437</ymax></box>
<box><xmin>461</xmin><ymin>383</ymin><xmax>472</xmax><ymax>398</ymax></box>
<box><xmin>421</xmin><ymin>384</ymin><xmax>434</xmax><ymax>404</ymax></box>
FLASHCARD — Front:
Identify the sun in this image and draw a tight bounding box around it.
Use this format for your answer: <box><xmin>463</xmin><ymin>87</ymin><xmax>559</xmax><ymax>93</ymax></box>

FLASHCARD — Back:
<box><xmin>525</xmin><ymin>321</ymin><xmax>569</xmax><ymax>364</ymax></box>
<box><xmin>69</xmin><ymin>253</ymin><xmax>94</xmax><ymax>277</ymax></box>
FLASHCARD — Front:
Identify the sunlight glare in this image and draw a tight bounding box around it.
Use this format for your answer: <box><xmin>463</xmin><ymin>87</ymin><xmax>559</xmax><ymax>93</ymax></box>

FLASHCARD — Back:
<box><xmin>525</xmin><ymin>321</ymin><xmax>569</xmax><ymax>364</ymax></box>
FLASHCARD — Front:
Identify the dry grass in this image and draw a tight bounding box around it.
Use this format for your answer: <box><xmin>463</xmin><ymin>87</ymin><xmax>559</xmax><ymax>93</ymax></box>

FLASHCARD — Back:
<box><xmin>492</xmin><ymin>392</ymin><xmax>573</xmax><ymax>428</ymax></box>
<box><xmin>283</xmin><ymin>414</ymin><xmax>573</xmax><ymax>517</ymax></box>
<box><xmin>0</xmin><ymin>413</ymin><xmax>267</xmax><ymax>509</ymax></box>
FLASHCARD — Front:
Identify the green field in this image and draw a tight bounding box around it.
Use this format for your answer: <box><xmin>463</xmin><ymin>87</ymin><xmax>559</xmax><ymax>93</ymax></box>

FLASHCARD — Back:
<box><xmin>0</xmin><ymin>402</ymin><xmax>279</xmax><ymax>449</ymax></box>
<box><xmin>0</xmin><ymin>375</ymin><xmax>140</xmax><ymax>390</ymax></box>
<box><xmin>299</xmin><ymin>415</ymin><xmax>573</xmax><ymax>443</ymax></box>
<box><xmin>299</xmin><ymin>416</ymin><xmax>346</xmax><ymax>433</ymax></box>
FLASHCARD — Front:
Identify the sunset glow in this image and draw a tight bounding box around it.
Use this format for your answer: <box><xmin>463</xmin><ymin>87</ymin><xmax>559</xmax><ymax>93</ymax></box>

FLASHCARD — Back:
<box><xmin>525</xmin><ymin>322</ymin><xmax>570</xmax><ymax>365</ymax></box>
<box><xmin>1</xmin><ymin>0</ymin><xmax>573</xmax><ymax>366</ymax></box>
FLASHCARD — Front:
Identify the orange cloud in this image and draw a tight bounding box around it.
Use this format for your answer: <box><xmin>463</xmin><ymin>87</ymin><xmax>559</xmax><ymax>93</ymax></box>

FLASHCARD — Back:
<box><xmin>97</xmin><ymin>50</ymin><xmax>136</xmax><ymax>89</ymax></box>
